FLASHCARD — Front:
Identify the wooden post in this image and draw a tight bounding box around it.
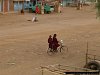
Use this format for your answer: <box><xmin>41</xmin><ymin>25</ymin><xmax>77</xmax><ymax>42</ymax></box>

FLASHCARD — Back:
<box><xmin>54</xmin><ymin>0</ymin><xmax>61</xmax><ymax>13</ymax></box>
<box><xmin>41</xmin><ymin>1</ymin><xmax>44</xmax><ymax>14</ymax></box>
<box><xmin>41</xmin><ymin>67</ymin><xmax>44</xmax><ymax>75</ymax></box>
<box><xmin>58</xmin><ymin>64</ymin><xmax>61</xmax><ymax>71</ymax></box>
<box><xmin>94</xmin><ymin>55</ymin><xmax>96</xmax><ymax>61</ymax></box>
<box><xmin>77</xmin><ymin>1</ymin><xmax>81</xmax><ymax>10</ymax></box>
<box><xmin>86</xmin><ymin>42</ymin><xmax>88</xmax><ymax>64</ymax></box>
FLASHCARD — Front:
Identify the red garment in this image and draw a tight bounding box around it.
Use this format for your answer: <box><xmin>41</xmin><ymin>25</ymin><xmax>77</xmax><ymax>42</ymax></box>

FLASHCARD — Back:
<box><xmin>52</xmin><ymin>37</ymin><xmax>60</xmax><ymax>50</ymax></box>
<box><xmin>35</xmin><ymin>6</ymin><xmax>40</xmax><ymax>14</ymax></box>
<box><xmin>48</xmin><ymin>37</ymin><xmax>53</xmax><ymax>49</ymax></box>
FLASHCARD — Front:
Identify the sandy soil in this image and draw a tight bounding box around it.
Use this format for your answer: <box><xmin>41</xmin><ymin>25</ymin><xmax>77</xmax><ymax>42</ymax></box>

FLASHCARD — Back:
<box><xmin>0</xmin><ymin>6</ymin><xmax>100</xmax><ymax>75</ymax></box>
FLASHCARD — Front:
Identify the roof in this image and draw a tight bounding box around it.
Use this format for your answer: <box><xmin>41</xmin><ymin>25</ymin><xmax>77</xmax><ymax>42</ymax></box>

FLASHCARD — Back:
<box><xmin>13</xmin><ymin>0</ymin><xmax>30</xmax><ymax>1</ymax></box>
<box><xmin>13</xmin><ymin>0</ymin><xmax>24</xmax><ymax>1</ymax></box>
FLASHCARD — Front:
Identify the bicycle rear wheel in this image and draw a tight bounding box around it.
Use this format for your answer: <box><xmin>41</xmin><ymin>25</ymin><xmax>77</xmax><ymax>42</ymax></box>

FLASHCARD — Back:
<box><xmin>47</xmin><ymin>48</ymin><xmax>54</xmax><ymax>55</ymax></box>
<box><xmin>47</xmin><ymin>48</ymin><xmax>58</xmax><ymax>55</ymax></box>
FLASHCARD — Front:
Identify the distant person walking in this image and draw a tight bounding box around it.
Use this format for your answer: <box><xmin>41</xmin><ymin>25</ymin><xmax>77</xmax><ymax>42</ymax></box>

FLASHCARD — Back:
<box><xmin>35</xmin><ymin>6</ymin><xmax>40</xmax><ymax>14</ymax></box>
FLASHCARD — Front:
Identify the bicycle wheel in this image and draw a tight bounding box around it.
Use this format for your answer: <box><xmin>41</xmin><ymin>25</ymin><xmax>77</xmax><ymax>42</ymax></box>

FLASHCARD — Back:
<box><xmin>47</xmin><ymin>48</ymin><xmax>58</xmax><ymax>55</ymax></box>
<box><xmin>47</xmin><ymin>48</ymin><xmax>54</xmax><ymax>55</ymax></box>
<box><xmin>59</xmin><ymin>45</ymin><xmax>68</xmax><ymax>53</ymax></box>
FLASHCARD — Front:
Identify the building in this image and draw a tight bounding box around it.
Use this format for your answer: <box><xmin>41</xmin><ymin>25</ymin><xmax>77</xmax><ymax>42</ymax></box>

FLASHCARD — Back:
<box><xmin>13</xmin><ymin>0</ymin><xmax>30</xmax><ymax>11</ymax></box>
<box><xmin>0</xmin><ymin>0</ymin><xmax>14</xmax><ymax>13</ymax></box>
<box><xmin>0</xmin><ymin>0</ymin><xmax>30</xmax><ymax>13</ymax></box>
<box><xmin>61</xmin><ymin>0</ymin><xmax>78</xmax><ymax>7</ymax></box>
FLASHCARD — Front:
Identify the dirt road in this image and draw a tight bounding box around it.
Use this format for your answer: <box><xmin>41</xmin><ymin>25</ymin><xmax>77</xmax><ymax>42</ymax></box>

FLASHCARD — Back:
<box><xmin>0</xmin><ymin>6</ymin><xmax>100</xmax><ymax>75</ymax></box>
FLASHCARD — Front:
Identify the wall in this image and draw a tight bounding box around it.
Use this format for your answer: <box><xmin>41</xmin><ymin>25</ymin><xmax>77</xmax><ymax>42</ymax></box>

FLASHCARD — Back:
<box><xmin>9</xmin><ymin>0</ymin><xmax>14</xmax><ymax>11</ymax></box>
<box><xmin>0</xmin><ymin>0</ymin><xmax>14</xmax><ymax>13</ymax></box>
<box><xmin>14</xmin><ymin>1</ymin><xmax>30</xmax><ymax>11</ymax></box>
<box><xmin>3</xmin><ymin>0</ymin><xmax>9</xmax><ymax>12</ymax></box>
<box><xmin>62</xmin><ymin>0</ymin><xmax>67</xmax><ymax>6</ymax></box>
<box><xmin>14</xmin><ymin>1</ymin><xmax>23</xmax><ymax>11</ymax></box>
<box><xmin>0</xmin><ymin>0</ymin><xmax>1</xmax><ymax>11</ymax></box>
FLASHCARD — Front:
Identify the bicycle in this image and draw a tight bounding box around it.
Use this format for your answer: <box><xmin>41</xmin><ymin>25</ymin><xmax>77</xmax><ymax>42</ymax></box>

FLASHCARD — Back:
<box><xmin>47</xmin><ymin>40</ymin><xmax>68</xmax><ymax>55</ymax></box>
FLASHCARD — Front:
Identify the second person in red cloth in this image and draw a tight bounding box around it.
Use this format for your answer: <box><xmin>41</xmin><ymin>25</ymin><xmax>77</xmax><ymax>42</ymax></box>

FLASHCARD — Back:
<box><xmin>52</xmin><ymin>34</ymin><xmax>60</xmax><ymax>51</ymax></box>
<box><xmin>35</xmin><ymin>5</ymin><xmax>40</xmax><ymax>14</ymax></box>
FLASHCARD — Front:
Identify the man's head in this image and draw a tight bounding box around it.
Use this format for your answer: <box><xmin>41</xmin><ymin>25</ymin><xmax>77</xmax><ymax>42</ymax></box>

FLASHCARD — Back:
<box><xmin>49</xmin><ymin>35</ymin><xmax>52</xmax><ymax>38</ymax></box>
<box><xmin>54</xmin><ymin>34</ymin><xmax>57</xmax><ymax>37</ymax></box>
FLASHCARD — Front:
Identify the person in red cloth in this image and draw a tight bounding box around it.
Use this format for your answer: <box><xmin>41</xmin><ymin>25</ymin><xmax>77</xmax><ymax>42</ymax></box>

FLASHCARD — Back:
<box><xmin>48</xmin><ymin>35</ymin><xmax>53</xmax><ymax>49</ymax></box>
<box><xmin>35</xmin><ymin>6</ymin><xmax>40</xmax><ymax>14</ymax></box>
<box><xmin>52</xmin><ymin>34</ymin><xmax>60</xmax><ymax>51</ymax></box>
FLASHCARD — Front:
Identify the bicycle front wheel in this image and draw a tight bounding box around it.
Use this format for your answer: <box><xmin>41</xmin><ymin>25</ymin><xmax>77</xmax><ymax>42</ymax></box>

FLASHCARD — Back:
<box><xmin>58</xmin><ymin>46</ymin><xmax>68</xmax><ymax>53</ymax></box>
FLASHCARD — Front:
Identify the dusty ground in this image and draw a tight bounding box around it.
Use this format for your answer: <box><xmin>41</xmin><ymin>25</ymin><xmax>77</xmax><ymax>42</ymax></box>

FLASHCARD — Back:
<box><xmin>0</xmin><ymin>6</ymin><xmax>100</xmax><ymax>75</ymax></box>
